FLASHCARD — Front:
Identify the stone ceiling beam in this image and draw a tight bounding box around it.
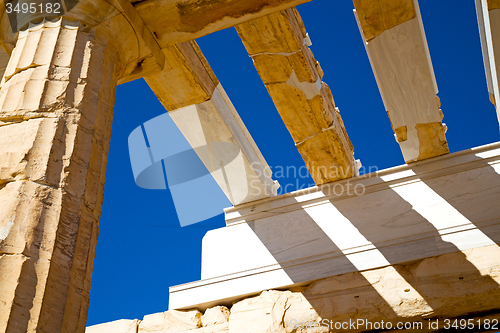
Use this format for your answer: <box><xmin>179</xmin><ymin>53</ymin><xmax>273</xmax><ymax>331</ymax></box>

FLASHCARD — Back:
<box><xmin>134</xmin><ymin>0</ymin><xmax>312</xmax><ymax>49</ymax></box>
<box><xmin>236</xmin><ymin>8</ymin><xmax>357</xmax><ymax>185</ymax></box>
<box><xmin>144</xmin><ymin>41</ymin><xmax>279</xmax><ymax>205</ymax></box>
<box><xmin>353</xmin><ymin>0</ymin><xmax>449</xmax><ymax>163</ymax></box>
<box><xmin>0</xmin><ymin>0</ymin><xmax>315</xmax><ymax>84</ymax></box>
<box><xmin>476</xmin><ymin>0</ymin><xmax>500</xmax><ymax>125</ymax></box>
<box><xmin>114</xmin><ymin>0</ymin><xmax>165</xmax><ymax>82</ymax></box>
<box><xmin>118</xmin><ymin>0</ymin><xmax>313</xmax><ymax>84</ymax></box>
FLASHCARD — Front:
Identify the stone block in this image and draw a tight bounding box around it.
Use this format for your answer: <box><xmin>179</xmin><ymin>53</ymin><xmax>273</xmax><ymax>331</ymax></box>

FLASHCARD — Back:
<box><xmin>86</xmin><ymin>319</ymin><xmax>140</xmax><ymax>333</ymax></box>
<box><xmin>201</xmin><ymin>306</ymin><xmax>230</xmax><ymax>327</ymax></box>
<box><xmin>236</xmin><ymin>8</ymin><xmax>356</xmax><ymax>184</ymax></box>
<box><xmin>229</xmin><ymin>290</ymin><xmax>322</xmax><ymax>333</ymax></box>
<box><xmin>180</xmin><ymin>323</ymin><xmax>228</xmax><ymax>333</ymax></box>
<box><xmin>139</xmin><ymin>310</ymin><xmax>202</xmax><ymax>333</ymax></box>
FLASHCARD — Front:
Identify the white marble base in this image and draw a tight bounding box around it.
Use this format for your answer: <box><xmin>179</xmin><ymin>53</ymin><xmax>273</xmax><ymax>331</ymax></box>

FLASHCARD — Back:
<box><xmin>169</xmin><ymin>142</ymin><xmax>500</xmax><ymax>310</ymax></box>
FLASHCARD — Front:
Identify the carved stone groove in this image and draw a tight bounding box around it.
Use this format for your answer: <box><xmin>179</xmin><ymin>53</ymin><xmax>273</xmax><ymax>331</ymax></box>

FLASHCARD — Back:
<box><xmin>0</xmin><ymin>18</ymin><xmax>119</xmax><ymax>333</ymax></box>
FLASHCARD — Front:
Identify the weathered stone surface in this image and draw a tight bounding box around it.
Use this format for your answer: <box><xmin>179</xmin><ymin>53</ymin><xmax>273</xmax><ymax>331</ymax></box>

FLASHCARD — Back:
<box><xmin>229</xmin><ymin>290</ymin><xmax>322</xmax><ymax>333</ymax></box>
<box><xmin>302</xmin><ymin>247</ymin><xmax>500</xmax><ymax>331</ymax></box>
<box><xmin>86</xmin><ymin>319</ymin><xmax>140</xmax><ymax>333</ymax></box>
<box><xmin>134</xmin><ymin>0</ymin><xmax>312</xmax><ymax>49</ymax></box>
<box><xmin>353</xmin><ymin>0</ymin><xmax>416</xmax><ymax>42</ymax></box>
<box><xmin>0</xmin><ymin>1</ymin><xmax>318</xmax><ymax>85</ymax></box>
<box><xmin>488</xmin><ymin>0</ymin><xmax>500</xmax><ymax>10</ymax></box>
<box><xmin>0</xmin><ymin>0</ymin><xmax>152</xmax><ymax>85</ymax></box>
<box><xmin>180</xmin><ymin>323</ymin><xmax>228</xmax><ymax>333</ymax></box>
<box><xmin>139</xmin><ymin>310</ymin><xmax>202</xmax><ymax>333</ymax></box>
<box><xmin>0</xmin><ymin>17</ymin><xmax>119</xmax><ymax>333</ymax></box>
<box><xmin>145</xmin><ymin>41</ymin><xmax>218</xmax><ymax>110</ymax></box>
<box><xmin>237</xmin><ymin>8</ymin><xmax>356</xmax><ymax>184</ymax></box>
<box><xmin>354</xmin><ymin>1</ymin><xmax>449</xmax><ymax>163</ymax></box>
<box><xmin>415</xmin><ymin>122</ymin><xmax>448</xmax><ymax>160</ymax></box>
<box><xmin>202</xmin><ymin>306</ymin><xmax>230</xmax><ymax>327</ymax></box>
<box><xmin>89</xmin><ymin>244</ymin><xmax>500</xmax><ymax>332</ymax></box>
<box><xmin>0</xmin><ymin>118</ymin><xmax>57</xmax><ymax>182</ymax></box>
<box><xmin>86</xmin><ymin>314</ymin><xmax>228</xmax><ymax>333</ymax></box>
<box><xmin>225</xmin><ymin>245</ymin><xmax>500</xmax><ymax>333</ymax></box>
<box><xmin>145</xmin><ymin>40</ymin><xmax>278</xmax><ymax>205</ymax></box>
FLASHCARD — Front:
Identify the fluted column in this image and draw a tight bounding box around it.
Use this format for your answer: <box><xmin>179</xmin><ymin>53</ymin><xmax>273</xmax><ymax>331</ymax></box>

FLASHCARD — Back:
<box><xmin>0</xmin><ymin>17</ymin><xmax>119</xmax><ymax>333</ymax></box>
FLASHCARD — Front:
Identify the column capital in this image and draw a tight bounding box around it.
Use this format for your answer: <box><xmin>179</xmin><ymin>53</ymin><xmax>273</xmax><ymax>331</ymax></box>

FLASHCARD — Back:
<box><xmin>0</xmin><ymin>0</ymin><xmax>152</xmax><ymax>83</ymax></box>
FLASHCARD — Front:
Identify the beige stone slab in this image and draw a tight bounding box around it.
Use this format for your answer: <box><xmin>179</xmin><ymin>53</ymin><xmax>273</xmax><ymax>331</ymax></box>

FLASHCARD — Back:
<box><xmin>365</xmin><ymin>18</ymin><xmax>440</xmax><ymax>126</ymax></box>
<box><xmin>134</xmin><ymin>0</ymin><xmax>312</xmax><ymax>49</ymax></box>
<box><xmin>181</xmin><ymin>323</ymin><xmax>228</xmax><ymax>333</ymax></box>
<box><xmin>201</xmin><ymin>306</ymin><xmax>230</xmax><ymax>327</ymax></box>
<box><xmin>489</xmin><ymin>0</ymin><xmax>500</xmax><ymax>10</ymax></box>
<box><xmin>86</xmin><ymin>319</ymin><xmax>140</xmax><ymax>333</ymax></box>
<box><xmin>265</xmin><ymin>79</ymin><xmax>332</xmax><ymax>142</ymax></box>
<box><xmin>229</xmin><ymin>290</ymin><xmax>320</xmax><ymax>333</ymax></box>
<box><xmin>169</xmin><ymin>84</ymin><xmax>277</xmax><ymax>204</ymax></box>
<box><xmin>91</xmin><ymin>239</ymin><xmax>500</xmax><ymax>332</ymax></box>
<box><xmin>146</xmin><ymin>41</ymin><xmax>278</xmax><ymax>205</ymax></box>
<box><xmin>145</xmin><ymin>41</ymin><xmax>217</xmax><ymax>110</ymax></box>
<box><xmin>92</xmin><ymin>243</ymin><xmax>500</xmax><ymax>332</ymax></box>
<box><xmin>139</xmin><ymin>310</ymin><xmax>202</xmax><ymax>333</ymax></box>
<box><xmin>86</xmin><ymin>318</ymin><xmax>228</xmax><ymax>333</ymax></box>
<box><xmin>236</xmin><ymin>8</ymin><xmax>356</xmax><ymax>184</ymax></box>
<box><xmin>355</xmin><ymin>3</ymin><xmax>449</xmax><ymax>162</ymax></box>
<box><xmin>301</xmin><ymin>245</ymin><xmax>500</xmax><ymax>331</ymax></box>
<box><xmin>114</xmin><ymin>0</ymin><xmax>164</xmax><ymax>69</ymax></box>
<box><xmin>184</xmin><ymin>246</ymin><xmax>500</xmax><ymax>333</ymax></box>
<box><xmin>1</xmin><ymin>0</ymin><xmax>312</xmax><ymax>85</ymax></box>
<box><xmin>169</xmin><ymin>142</ymin><xmax>500</xmax><ymax>310</ymax></box>
<box><xmin>353</xmin><ymin>0</ymin><xmax>416</xmax><ymax>42</ymax></box>
<box><xmin>114</xmin><ymin>0</ymin><xmax>315</xmax><ymax>83</ymax></box>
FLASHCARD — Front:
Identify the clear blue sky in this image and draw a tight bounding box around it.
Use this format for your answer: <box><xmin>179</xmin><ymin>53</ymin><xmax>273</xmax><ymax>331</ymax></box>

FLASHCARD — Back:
<box><xmin>86</xmin><ymin>0</ymin><xmax>500</xmax><ymax>326</ymax></box>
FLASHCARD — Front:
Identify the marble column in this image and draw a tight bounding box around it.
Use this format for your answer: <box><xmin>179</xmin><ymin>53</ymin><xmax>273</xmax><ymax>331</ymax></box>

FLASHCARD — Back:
<box><xmin>0</xmin><ymin>17</ymin><xmax>119</xmax><ymax>333</ymax></box>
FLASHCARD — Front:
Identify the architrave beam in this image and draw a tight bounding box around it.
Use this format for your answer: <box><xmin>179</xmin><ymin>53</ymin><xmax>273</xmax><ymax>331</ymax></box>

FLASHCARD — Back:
<box><xmin>134</xmin><ymin>0</ymin><xmax>312</xmax><ymax>49</ymax></box>
<box><xmin>353</xmin><ymin>0</ymin><xmax>449</xmax><ymax>163</ymax></box>
<box><xmin>236</xmin><ymin>8</ymin><xmax>357</xmax><ymax>185</ymax></box>
<box><xmin>144</xmin><ymin>41</ymin><xmax>278</xmax><ymax>205</ymax></box>
<box><xmin>475</xmin><ymin>0</ymin><xmax>500</xmax><ymax>125</ymax></box>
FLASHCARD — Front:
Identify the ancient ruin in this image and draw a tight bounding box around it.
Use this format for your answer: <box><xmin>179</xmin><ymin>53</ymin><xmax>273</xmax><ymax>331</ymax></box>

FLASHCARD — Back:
<box><xmin>0</xmin><ymin>0</ymin><xmax>499</xmax><ymax>332</ymax></box>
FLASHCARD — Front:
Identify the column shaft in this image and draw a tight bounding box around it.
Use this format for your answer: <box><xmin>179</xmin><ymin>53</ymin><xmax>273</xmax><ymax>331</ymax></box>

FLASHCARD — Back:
<box><xmin>0</xmin><ymin>18</ymin><xmax>118</xmax><ymax>333</ymax></box>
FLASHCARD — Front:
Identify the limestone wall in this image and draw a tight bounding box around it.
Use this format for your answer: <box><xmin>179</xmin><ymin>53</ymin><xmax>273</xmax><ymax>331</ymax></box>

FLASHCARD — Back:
<box><xmin>87</xmin><ymin>244</ymin><xmax>500</xmax><ymax>333</ymax></box>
